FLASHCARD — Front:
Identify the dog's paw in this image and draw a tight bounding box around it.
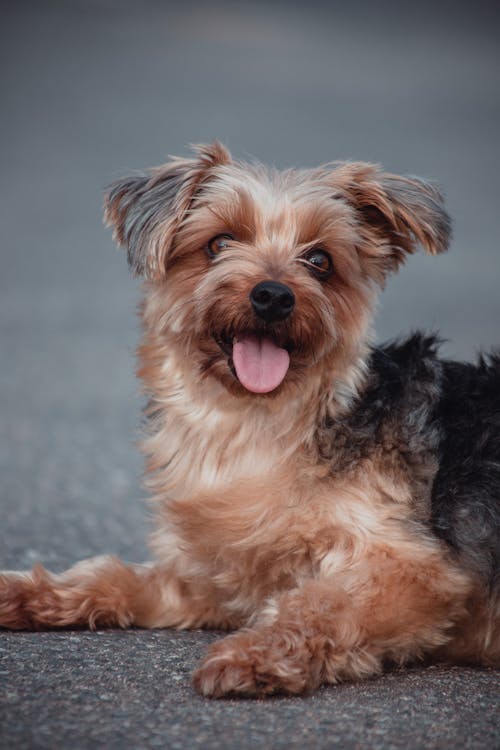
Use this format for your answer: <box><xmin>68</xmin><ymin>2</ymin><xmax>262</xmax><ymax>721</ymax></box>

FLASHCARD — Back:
<box><xmin>0</xmin><ymin>572</ymin><xmax>35</xmax><ymax>629</ymax></box>
<box><xmin>192</xmin><ymin>628</ymin><xmax>318</xmax><ymax>698</ymax></box>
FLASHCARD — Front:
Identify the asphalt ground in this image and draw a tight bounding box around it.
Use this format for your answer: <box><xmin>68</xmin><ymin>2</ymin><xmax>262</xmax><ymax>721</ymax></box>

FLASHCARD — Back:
<box><xmin>1</xmin><ymin>1</ymin><xmax>499</xmax><ymax>748</ymax></box>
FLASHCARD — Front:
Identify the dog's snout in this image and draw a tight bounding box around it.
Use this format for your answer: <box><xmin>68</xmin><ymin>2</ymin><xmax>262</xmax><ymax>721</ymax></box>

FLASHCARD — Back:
<box><xmin>250</xmin><ymin>281</ymin><xmax>295</xmax><ymax>323</ymax></box>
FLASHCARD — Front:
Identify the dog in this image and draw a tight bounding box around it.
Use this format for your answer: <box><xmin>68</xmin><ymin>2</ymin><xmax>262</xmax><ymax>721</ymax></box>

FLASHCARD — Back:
<box><xmin>1</xmin><ymin>142</ymin><xmax>499</xmax><ymax>697</ymax></box>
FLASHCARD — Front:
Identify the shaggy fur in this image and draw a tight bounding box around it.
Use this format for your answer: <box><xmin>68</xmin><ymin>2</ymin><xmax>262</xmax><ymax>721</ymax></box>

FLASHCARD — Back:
<box><xmin>1</xmin><ymin>142</ymin><xmax>498</xmax><ymax>697</ymax></box>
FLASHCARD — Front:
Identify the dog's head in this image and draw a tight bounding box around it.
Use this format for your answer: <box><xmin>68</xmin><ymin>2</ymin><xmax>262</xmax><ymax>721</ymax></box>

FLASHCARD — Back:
<box><xmin>105</xmin><ymin>142</ymin><xmax>450</xmax><ymax>399</ymax></box>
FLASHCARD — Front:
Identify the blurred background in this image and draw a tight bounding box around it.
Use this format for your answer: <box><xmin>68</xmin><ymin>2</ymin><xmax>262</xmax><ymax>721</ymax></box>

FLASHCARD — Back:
<box><xmin>1</xmin><ymin>0</ymin><xmax>499</xmax><ymax>568</ymax></box>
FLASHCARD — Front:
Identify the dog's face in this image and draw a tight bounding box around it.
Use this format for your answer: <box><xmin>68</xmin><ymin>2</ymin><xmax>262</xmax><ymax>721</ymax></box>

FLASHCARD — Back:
<box><xmin>105</xmin><ymin>143</ymin><xmax>450</xmax><ymax>399</ymax></box>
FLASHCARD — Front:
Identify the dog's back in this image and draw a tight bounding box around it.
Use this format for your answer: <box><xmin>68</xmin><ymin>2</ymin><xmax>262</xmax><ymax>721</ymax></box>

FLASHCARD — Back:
<box><xmin>433</xmin><ymin>350</ymin><xmax>500</xmax><ymax>588</ymax></box>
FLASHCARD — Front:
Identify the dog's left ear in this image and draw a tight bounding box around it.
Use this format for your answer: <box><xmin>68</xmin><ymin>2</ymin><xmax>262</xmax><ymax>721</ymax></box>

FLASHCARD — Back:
<box><xmin>104</xmin><ymin>141</ymin><xmax>232</xmax><ymax>279</ymax></box>
<box><xmin>333</xmin><ymin>163</ymin><xmax>451</xmax><ymax>281</ymax></box>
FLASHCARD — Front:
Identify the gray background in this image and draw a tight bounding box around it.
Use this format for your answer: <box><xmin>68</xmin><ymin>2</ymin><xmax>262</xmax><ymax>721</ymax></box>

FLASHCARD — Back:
<box><xmin>1</xmin><ymin>1</ymin><xmax>499</xmax><ymax>748</ymax></box>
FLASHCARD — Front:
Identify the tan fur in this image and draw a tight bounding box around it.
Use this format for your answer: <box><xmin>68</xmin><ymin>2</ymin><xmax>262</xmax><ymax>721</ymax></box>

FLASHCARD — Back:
<box><xmin>1</xmin><ymin>143</ymin><xmax>497</xmax><ymax>697</ymax></box>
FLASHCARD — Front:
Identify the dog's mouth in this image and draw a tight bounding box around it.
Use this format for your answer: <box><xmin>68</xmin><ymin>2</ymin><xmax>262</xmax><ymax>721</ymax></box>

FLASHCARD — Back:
<box><xmin>215</xmin><ymin>332</ymin><xmax>292</xmax><ymax>394</ymax></box>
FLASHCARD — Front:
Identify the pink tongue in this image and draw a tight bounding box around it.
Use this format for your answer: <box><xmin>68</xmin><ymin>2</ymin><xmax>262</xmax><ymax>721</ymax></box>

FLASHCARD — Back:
<box><xmin>233</xmin><ymin>336</ymin><xmax>290</xmax><ymax>393</ymax></box>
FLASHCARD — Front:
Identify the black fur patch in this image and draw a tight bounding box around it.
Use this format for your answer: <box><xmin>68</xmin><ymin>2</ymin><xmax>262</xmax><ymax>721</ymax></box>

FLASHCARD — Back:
<box><xmin>318</xmin><ymin>333</ymin><xmax>500</xmax><ymax>587</ymax></box>
<box><xmin>318</xmin><ymin>333</ymin><xmax>442</xmax><ymax>475</ymax></box>
<box><xmin>432</xmin><ymin>353</ymin><xmax>500</xmax><ymax>588</ymax></box>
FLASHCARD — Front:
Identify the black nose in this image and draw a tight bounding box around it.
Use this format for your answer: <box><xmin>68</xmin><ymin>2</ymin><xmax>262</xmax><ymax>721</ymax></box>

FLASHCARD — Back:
<box><xmin>250</xmin><ymin>281</ymin><xmax>295</xmax><ymax>323</ymax></box>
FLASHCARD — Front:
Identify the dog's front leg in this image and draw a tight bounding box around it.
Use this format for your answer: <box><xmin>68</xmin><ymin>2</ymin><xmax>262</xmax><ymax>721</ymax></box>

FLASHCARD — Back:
<box><xmin>193</xmin><ymin>549</ymin><xmax>471</xmax><ymax>698</ymax></box>
<box><xmin>0</xmin><ymin>556</ymin><xmax>224</xmax><ymax>631</ymax></box>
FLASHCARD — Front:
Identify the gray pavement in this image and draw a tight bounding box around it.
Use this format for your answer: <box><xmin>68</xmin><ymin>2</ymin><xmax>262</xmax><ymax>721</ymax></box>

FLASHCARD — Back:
<box><xmin>1</xmin><ymin>1</ymin><xmax>499</xmax><ymax>748</ymax></box>
<box><xmin>0</xmin><ymin>632</ymin><xmax>498</xmax><ymax>750</ymax></box>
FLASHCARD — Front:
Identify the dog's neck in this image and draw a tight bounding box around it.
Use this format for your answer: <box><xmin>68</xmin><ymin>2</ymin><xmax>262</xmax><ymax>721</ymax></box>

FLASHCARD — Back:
<box><xmin>141</xmin><ymin>340</ymin><xmax>369</xmax><ymax>501</ymax></box>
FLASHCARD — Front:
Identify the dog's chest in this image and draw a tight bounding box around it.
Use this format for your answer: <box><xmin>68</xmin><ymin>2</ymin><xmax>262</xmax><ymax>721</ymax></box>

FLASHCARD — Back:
<box><xmin>155</xmin><ymin>447</ymin><xmax>428</xmax><ymax>621</ymax></box>
<box><xmin>147</xmin><ymin>389</ymin><xmax>312</xmax><ymax>499</ymax></box>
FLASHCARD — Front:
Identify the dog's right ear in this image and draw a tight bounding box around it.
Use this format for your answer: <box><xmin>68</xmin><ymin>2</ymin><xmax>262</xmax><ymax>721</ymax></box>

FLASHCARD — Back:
<box><xmin>104</xmin><ymin>142</ymin><xmax>231</xmax><ymax>278</ymax></box>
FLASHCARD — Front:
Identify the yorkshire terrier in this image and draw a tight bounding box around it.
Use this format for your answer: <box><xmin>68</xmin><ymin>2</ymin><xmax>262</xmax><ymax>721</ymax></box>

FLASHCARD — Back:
<box><xmin>1</xmin><ymin>142</ymin><xmax>499</xmax><ymax>697</ymax></box>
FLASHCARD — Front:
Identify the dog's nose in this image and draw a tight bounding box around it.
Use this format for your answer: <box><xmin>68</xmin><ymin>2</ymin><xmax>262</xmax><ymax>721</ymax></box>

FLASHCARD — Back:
<box><xmin>250</xmin><ymin>281</ymin><xmax>295</xmax><ymax>323</ymax></box>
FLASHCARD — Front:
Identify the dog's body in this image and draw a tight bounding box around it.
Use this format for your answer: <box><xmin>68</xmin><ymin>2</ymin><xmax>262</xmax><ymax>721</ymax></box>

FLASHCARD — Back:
<box><xmin>1</xmin><ymin>143</ymin><xmax>499</xmax><ymax>696</ymax></box>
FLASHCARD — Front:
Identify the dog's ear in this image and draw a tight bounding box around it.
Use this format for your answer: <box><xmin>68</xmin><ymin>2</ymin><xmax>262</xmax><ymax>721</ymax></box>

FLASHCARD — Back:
<box><xmin>104</xmin><ymin>141</ymin><xmax>232</xmax><ymax>278</ymax></box>
<box><xmin>332</xmin><ymin>163</ymin><xmax>451</xmax><ymax>282</ymax></box>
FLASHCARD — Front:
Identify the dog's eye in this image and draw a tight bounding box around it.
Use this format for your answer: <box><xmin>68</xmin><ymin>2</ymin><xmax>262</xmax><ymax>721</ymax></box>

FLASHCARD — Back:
<box><xmin>206</xmin><ymin>234</ymin><xmax>234</xmax><ymax>259</ymax></box>
<box><xmin>303</xmin><ymin>248</ymin><xmax>333</xmax><ymax>280</ymax></box>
